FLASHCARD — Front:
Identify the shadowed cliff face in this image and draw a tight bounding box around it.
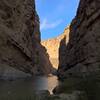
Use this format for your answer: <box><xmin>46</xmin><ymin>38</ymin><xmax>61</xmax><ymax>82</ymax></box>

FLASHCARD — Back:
<box><xmin>58</xmin><ymin>0</ymin><xmax>100</xmax><ymax>78</ymax></box>
<box><xmin>0</xmin><ymin>0</ymin><xmax>35</xmax><ymax>79</ymax></box>
<box><xmin>32</xmin><ymin>3</ymin><xmax>53</xmax><ymax>75</ymax></box>
<box><xmin>0</xmin><ymin>0</ymin><xmax>53</xmax><ymax>80</ymax></box>
<box><xmin>58</xmin><ymin>36</ymin><xmax>67</xmax><ymax>70</ymax></box>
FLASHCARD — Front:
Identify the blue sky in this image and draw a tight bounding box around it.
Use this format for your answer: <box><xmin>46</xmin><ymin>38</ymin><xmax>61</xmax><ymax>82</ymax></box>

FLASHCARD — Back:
<box><xmin>35</xmin><ymin>0</ymin><xmax>80</xmax><ymax>40</ymax></box>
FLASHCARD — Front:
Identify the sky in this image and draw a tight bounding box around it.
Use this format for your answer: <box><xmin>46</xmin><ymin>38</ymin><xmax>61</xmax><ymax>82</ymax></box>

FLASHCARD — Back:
<box><xmin>35</xmin><ymin>0</ymin><xmax>80</xmax><ymax>40</ymax></box>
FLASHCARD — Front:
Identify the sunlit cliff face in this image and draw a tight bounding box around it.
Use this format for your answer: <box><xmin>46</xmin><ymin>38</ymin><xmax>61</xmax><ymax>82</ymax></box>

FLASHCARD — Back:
<box><xmin>41</xmin><ymin>26</ymin><xmax>70</xmax><ymax>69</ymax></box>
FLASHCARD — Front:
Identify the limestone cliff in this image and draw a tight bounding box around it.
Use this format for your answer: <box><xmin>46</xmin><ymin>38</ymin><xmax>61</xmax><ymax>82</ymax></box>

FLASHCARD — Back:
<box><xmin>41</xmin><ymin>26</ymin><xmax>69</xmax><ymax>69</ymax></box>
<box><xmin>0</xmin><ymin>0</ymin><xmax>52</xmax><ymax>79</ymax></box>
<box><xmin>58</xmin><ymin>0</ymin><xmax>100</xmax><ymax>78</ymax></box>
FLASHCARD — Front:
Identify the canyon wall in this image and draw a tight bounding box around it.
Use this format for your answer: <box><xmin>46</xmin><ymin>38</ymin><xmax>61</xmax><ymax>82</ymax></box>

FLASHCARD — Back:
<box><xmin>32</xmin><ymin>2</ymin><xmax>53</xmax><ymax>75</ymax></box>
<box><xmin>0</xmin><ymin>0</ymin><xmax>52</xmax><ymax>80</ymax></box>
<box><xmin>58</xmin><ymin>0</ymin><xmax>100</xmax><ymax>78</ymax></box>
<box><xmin>41</xmin><ymin>26</ymin><xmax>69</xmax><ymax>69</ymax></box>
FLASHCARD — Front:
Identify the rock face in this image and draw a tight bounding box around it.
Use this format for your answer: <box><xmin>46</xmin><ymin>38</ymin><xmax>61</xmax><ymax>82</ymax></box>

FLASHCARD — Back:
<box><xmin>41</xmin><ymin>26</ymin><xmax>69</xmax><ymax>69</ymax></box>
<box><xmin>58</xmin><ymin>0</ymin><xmax>100</xmax><ymax>77</ymax></box>
<box><xmin>0</xmin><ymin>0</ymin><xmax>52</xmax><ymax>79</ymax></box>
<box><xmin>32</xmin><ymin>40</ymin><xmax>53</xmax><ymax>75</ymax></box>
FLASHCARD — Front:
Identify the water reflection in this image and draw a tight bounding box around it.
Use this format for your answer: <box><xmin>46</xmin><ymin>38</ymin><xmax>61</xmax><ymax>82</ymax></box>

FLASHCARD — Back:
<box><xmin>47</xmin><ymin>76</ymin><xmax>59</xmax><ymax>94</ymax></box>
<box><xmin>32</xmin><ymin>75</ymin><xmax>58</xmax><ymax>94</ymax></box>
<box><xmin>0</xmin><ymin>75</ymin><xmax>58</xmax><ymax>98</ymax></box>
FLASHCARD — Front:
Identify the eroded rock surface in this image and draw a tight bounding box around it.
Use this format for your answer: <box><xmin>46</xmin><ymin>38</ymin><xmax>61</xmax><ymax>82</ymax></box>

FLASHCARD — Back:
<box><xmin>0</xmin><ymin>0</ymin><xmax>52</xmax><ymax>80</ymax></box>
<box><xmin>58</xmin><ymin>0</ymin><xmax>100</xmax><ymax>78</ymax></box>
<box><xmin>0</xmin><ymin>0</ymin><xmax>35</xmax><ymax>79</ymax></box>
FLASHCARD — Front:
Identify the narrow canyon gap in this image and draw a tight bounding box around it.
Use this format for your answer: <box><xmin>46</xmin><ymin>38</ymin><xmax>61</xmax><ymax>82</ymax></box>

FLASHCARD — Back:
<box><xmin>37</xmin><ymin>0</ymin><xmax>79</xmax><ymax>69</ymax></box>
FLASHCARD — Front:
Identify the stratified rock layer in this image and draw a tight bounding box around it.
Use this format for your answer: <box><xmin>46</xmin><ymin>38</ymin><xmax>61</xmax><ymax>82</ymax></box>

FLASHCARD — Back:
<box><xmin>41</xmin><ymin>26</ymin><xmax>69</xmax><ymax>69</ymax></box>
<box><xmin>0</xmin><ymin>0</ymin><xmax>35</xmax><ymax>79</ymax></box>
<box><xmin>58</xmin><ymin>0</ymin><xmax>100</xmax><ymax>77</ymax></box>
<box><xmin>0</xmin><ymin>0</ymin><xmax>52</xmax><ymax>79</ymax></box>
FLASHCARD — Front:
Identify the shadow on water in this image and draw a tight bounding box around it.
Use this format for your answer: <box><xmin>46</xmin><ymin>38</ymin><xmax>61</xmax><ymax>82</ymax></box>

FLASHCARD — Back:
<box><xmin>54</xmin><ymin>73</ymin><xmax>100</xmax><ymax>100</ymax></box>
<box><xmin>0</xmin><ymin>75</ymin><xmax>58</xmax><ymax>99</ymax></box>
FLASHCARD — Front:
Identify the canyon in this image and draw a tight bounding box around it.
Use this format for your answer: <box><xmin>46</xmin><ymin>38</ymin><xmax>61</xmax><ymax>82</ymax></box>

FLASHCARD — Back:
<box><xmin>0</xmin><ymin>0</ymin><xmax>100</xmax><ymax>99</ymax></box>
<box><xmin>0</xmin><ymin>0</ymin><xmax>100</xmax><ymax>80</ymax></box>
<box><xmin>42</xmin><ymin>0</ymin><xmax>100</xmax><ymax>79</ymax></box>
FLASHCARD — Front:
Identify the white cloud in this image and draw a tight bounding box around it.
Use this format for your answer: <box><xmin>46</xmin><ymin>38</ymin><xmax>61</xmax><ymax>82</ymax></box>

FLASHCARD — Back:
<box><xmin>40</xmin><ymin>19</ymin><xmax>63</xmax><ymax>30</ymax></box>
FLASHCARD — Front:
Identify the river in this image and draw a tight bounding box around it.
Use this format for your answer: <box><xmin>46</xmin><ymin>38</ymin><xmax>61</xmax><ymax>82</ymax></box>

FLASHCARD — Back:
<box><xmin>0</xmin><ymin>75</ymin><xmax>58</xmax><ymax>98</ymax></box>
